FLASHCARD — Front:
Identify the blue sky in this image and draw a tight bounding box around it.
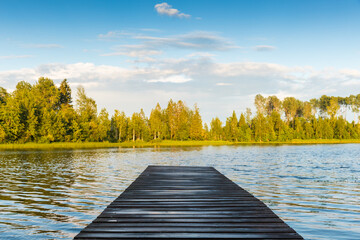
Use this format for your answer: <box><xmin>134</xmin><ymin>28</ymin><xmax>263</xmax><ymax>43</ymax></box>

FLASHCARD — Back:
<box><xmin>1</xmin><ymin>0</ymin><xmax>360</xmax><ymax>122</ymax></box>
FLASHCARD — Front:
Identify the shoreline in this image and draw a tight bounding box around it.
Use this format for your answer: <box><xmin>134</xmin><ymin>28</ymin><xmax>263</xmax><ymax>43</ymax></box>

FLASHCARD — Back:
<box><xmin>1</xmin><ymin>139</ymin><xmax>360</xmax><ymax>150</ymax></box>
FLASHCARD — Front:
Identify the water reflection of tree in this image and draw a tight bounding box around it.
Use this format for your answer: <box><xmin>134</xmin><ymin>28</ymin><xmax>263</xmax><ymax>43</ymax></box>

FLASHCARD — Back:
<box><xmin>0</xmin><ymin>150</ymin><xmax>79</xmax><ymax>223</ymax></box>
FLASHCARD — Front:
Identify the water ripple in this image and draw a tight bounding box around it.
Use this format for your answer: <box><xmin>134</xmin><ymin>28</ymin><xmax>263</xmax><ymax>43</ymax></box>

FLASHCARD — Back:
<box><xmin>0</xmin><ymin>145</ymin><xmax>359</xmax><ymax>239</ymax></box>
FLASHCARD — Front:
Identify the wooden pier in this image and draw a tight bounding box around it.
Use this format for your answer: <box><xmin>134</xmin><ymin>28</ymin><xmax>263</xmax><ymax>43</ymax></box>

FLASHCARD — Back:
<box><xmin>74</xmin><ymin>165</ymin><xmax>303</xmax><ymax>239</ymax></box>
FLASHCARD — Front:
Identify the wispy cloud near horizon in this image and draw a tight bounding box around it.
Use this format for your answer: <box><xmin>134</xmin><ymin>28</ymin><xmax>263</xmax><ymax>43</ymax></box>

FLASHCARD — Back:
<box><xmin>254</xmin><ymin>45</ymin><xmax>276</xmax><ymax>52</ymax></box>
<box><xmin>101</xmin><ymin>46</ymin><xmax>162</xmax><ymax>58</ymax></box>
<box><xmin>1</xmin><ymin>59</ymin><xmax>360</xmax><ymax>121</ymax></box>
<box><xmin>98</xmin><ymin>31</ymin><xmax>134</xmax><ymax>40</ymax></box>
<box><xmin>148</xmin><ymin>75</ymin><xmax>192</xmax><ymax>83</ymax></box>
<box><xmin>0</xmin><ymin>55</ymin><xmax>33</xmax><ymax>60</ymax></box>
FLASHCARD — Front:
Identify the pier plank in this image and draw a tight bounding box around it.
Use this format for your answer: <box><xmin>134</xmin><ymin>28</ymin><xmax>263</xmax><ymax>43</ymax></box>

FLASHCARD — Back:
<box><xmin>74</xmin><ymin>166</ymin><xmax>303</xmax><ymax>239</ymax></box>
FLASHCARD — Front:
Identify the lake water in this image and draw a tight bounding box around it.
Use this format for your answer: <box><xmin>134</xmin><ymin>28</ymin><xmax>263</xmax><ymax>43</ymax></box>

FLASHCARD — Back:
<box><xmin>0</xmin><ymin>144</ymin><xmax>359</xmax><ymax>240</ymax></box>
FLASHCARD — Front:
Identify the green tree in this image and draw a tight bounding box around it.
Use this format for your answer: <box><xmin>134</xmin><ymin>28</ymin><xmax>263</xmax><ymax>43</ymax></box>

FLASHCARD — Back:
<box><xmin>350</xmin><ymin>94</ymin><xmax>360</xmax><ymax>123</ymax></box>
<box><xmin>76</xmin><ymin>86</ymin><xmax>97</xmax><ymax>141</ymax></box>
<box><xmin>283</xmin><ymin>97</ymin><xmax>298</xmax><ymax>122</ymax></box>
<box><xmin>254</xmin><ymin>94</ymin><xmax>266</xmax><ymax>115</ymax></box>
<box><xmin>96</xmin><ymin>108</ymin><xmax>111</xmax><ymax>141</ymax></box>
<box><xmin>129</xmin><ymin>110</ymin><xmax>149</xmax><ymax>141</ymax></box>
<box><xmin>304</xmin><ymin>121</ymin><xmax>314</xmax><ymax>139</ymax></box>
<box><xmin>139</xmin><ymin>108</ymin><xmax>150</xmax><ymax>141</ymax></box>
<box><xmin>59</xmin><ymin>79</ymin><xmax>72</xmax><ymax>106</ymax></box>
<box><xmin>113</xmin><ymin>110</ymin><xmax>127</xmax><ymax>142</ymax></box>
<box><xmin>166</xmin><ymin>99</ymin><xmax>176</xmax><ymax>139</ymax></box>
<box><xmin>319</xmin><ymin>95</ymin><xmax>331</xmax><ymax>117</ymax></box>
<box><xmin>266</xmin><ymin>95</ymin><xmax>282</xmax><ymax>115</ymax></box>
<box><xmin>150</xmin><ymin>103</ymin><xmax>163</xmax><ymax>140</ymax></box>
<box><xmin>334</xmin><ymin>117</ymin><xmax>349</xmax><ymax>139</ymax></box>
<box><xmin>238</xmin><ymin>113</ymin><xmax>251</xmax><ymax>141</ymax></box>
<box><xmin>3</xmin><ymin>81</ymin><xmax>33</xmax><ymax>142</ymax></box>
<box><xmin>210</xmin><ymin>117</ymin><xmax>223</xmax><ymax>140</ymax></box>
<box><xmin>225</xmin><ymin>111</ymin><xmax>239</xmax><ymax>141</ymax></box>
<box><xmin>203</xmin><ymin>123</ymin><xmax>210</xmax><ymax>140</ymax></box>
<box><xmin>327</xmin><ymin>98</ymin><xmax>340</xmax><ymax>119</ymax></box>
<box><xmin>58</xmin><ymin>105</ymin><xmax>76</xmax><ymax>141</ymax></box>
<box><xmin>189</xmin><ymin>104</ymin><xmax>203</xmax><ymax>140</ymax></box>
<box><xmin>294</xmin><ymin>118</ymin><xmax>305</xmax><ymax>139</ymax></box>
<box><xmin>0</xmin><ymin>125</ymin><xmax>5</xmax><ymax>143</ymax></box>
<box><xmin>253</xmin><ymin>113</ymin><xmax>266</xmax><ymax>142</ymax></box>
<box><xmin>270</xmin><ymin>111</ymin><xmax>283</xmax><ymax>140</ymax></box>
<box><xmin>303</xmin><ymin>101</ymin><xmax>314</xmax><ymax>121</ymax></box>
<box><xmin>0</xmin><ymin>87</ymin><xmax>8</xmax><ymax>104</ymax></box>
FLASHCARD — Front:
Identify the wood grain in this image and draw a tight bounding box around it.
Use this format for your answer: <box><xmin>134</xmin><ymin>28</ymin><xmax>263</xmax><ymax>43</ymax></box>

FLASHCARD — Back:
<box><xmin>74</xmin><ymin>165</ymin><xmax>303</xmax><ymax>239</ymax></box>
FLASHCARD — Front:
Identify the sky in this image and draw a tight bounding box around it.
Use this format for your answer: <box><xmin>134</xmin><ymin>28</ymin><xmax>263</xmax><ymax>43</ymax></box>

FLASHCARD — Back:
<box><xmin>1</xmin><ymin>0</ymin><xmax>360</xmax><ymax>123</ymax></box>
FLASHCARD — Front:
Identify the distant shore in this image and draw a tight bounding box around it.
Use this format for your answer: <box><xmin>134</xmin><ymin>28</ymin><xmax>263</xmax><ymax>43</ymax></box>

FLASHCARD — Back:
<box><xmin>1</xmin><ymin>139</ymin><xmax>360</xmax><ymax>150</ymax></box>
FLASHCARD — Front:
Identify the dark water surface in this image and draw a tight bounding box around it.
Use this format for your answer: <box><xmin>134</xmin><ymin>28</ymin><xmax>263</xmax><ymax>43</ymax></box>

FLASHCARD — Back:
<box><xmin>0</xmin><ymin>144</ymin><xmax>359</xmax><ymax>239</ymax></box>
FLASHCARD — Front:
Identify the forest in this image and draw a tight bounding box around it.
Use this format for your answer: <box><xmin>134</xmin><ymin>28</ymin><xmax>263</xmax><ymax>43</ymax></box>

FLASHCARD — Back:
<box><xmin>1</xmin><ymin>77</ymin><xmax>360</xmax><ymax>144</ymax></box>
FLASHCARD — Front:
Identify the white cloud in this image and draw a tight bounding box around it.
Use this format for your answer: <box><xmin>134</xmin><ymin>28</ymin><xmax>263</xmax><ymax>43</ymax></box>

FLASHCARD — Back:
<box><xmin>127</xmin><ymin>31</ymin><xmax>239</xmax><ymax>51</ymax></box>
<box><xmin>340</xmin><ymin>69</ymin><xmax>360</xmax><ymax>78</ymax></box>
<box><xmin>69</xmin><ymin>81</ymin><xmax>102</xmax><ymax>88</ymax></box>
<box><xmin>35</xmin><ymin>63</ymin><xmax>133</xmax><ymax>81</ymax></box>
<box><xmin>341</xmin><ymin>80</ymin><xmax>360</xmax><ymax>86</ymax></box>
<box><xmin>101</xmin><ymin>31</ymin><xmax>237</xmax><ymax>59</ymax></box>
<box><xmin>0</xmin><ymin>63</ymin><xmax>135</xmax><ymax>87</ymax></box>
<box><xmin>148</xmin><ymin>75</ymin><xmax>192</xmax><ymax>83</ymax></box>
<box><xmin>216</xmin><ymin>83</ymin><xmax>232</xmax><ymax>86</ymax></box>
<box><xmin>187</xmin><ymin>52</ymin><xmax>215</xmax><ymax>58</ymax></box>
<box><xmin>102</xmin><ymin>49</ymin><xmax>162</xmax><ymax>58</ymax></box>
<box><xmin>1</xmin><ymin>60</ymin><xmax>360</xmax><ymax>122</ymax></box>
<box><xmin>213</xmin><ymin>62</ymin><xmax>291</xmax><ymax>77</ymax></box>
<box><xmin>98</xmin><ymin>31</ymin><xmax>133</xmax><ymax>40</ymax></box>
<box><xmin>154</xmin><ymin>2</ymin><xmax>190</xmax><ymax>18</ymax></box>
<box><xmin>133</xmin><ymin>31</ymin><xmax>238</xmax><ymax>51</ymax></box>
<box><xmin>0</xmin><ymin>67</ymin><xmax>37</xmax><ymax>83</ymax></box>
<box><xmin>0</xmin><ymin>55</ymin><xmax>33</xmax><ymax>60</ymax></box>
<box><xmin>102</xmin><ymin>44</ymin><xmax>162</xmax><ymax>58</ymax></box>
<box><xmin>254</xmin><ymin>45</ymin><xmax>276</xmax><ymax>52</ymax></box>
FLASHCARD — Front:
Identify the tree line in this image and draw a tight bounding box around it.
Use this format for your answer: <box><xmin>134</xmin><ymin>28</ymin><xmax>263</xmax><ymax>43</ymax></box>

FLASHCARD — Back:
<box><xmin>1</xmin><ymin>77</ymin><xmax>360</xmax><ymax>143</ymax></box>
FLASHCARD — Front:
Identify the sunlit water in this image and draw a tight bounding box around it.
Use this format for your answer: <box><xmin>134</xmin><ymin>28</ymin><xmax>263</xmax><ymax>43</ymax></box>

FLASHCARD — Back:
<box><xmin>0</xmin><ymin>144</ymin><xmax>359</xmax><ymax>240</ymax></box>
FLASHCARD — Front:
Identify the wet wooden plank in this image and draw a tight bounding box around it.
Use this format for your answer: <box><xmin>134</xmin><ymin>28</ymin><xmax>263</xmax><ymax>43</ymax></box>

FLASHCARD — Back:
<box><xmin>88</xmin><ymin>222</ymin><xmax>292</xmax><ymax>227</ymax></box>
<box><xmin>82</xmin><ymin>227</ymin><xmax>297</xmax><ymax>233</ymax></box>
<box><xmin>74</xmin><ymin>165</ymin><xmax>303</xmax><ymax>239</ymax></box>
<box><xmin>92</xmin><ymin>217</ymin><xmax>286</xmax><ymax>223</ymax></box>
<box><xmin>75</xmin><ymin>232</ymin><xmax>302</xmax><ymax>239</ymax></box>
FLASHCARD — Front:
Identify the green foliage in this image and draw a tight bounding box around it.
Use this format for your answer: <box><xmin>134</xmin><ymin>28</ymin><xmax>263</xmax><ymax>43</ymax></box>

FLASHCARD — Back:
<box><xmin>112</xmin><ymin>110</ymin><xmax>128</xmax><ymax>141</ymax></box>
<box><xmin>0</xmin><ymin>125</ymin><xmax>5</xmax><ymax>143</ymax></box>
<box><xmin>189</xmin><ymin>104</ymin><xmax>203</xmax><ymax>140</ymax></box>
<box><xmin>96</xmin><ymin>108</ymin><xmax>111</xmax><ymax>141</ymax></box>
<box><xmin>210</xmin><ymin>117</ymin><xmax>223</xmax><ymax>140</ymax></box>
<box><xmin>283</xmin><ymin>97</ymin><xmax>299</xmax><ymax>122</ymax></box>
<box><xmin>59</xmin><ymin>79</ymin><xmax>72</xmax><ymax>106</ymax></box>
<box><xmin>1</xmin><ymin>78</ymin><xmax>360</xmax><ymax>144</ymax></box>
<box><xmin>149</xmin><ymin>103</ymin><xmax>164</xmax><ymax>140</ymax></box>
<box><xmin>224</xmin><ymin>111</ymin><xmax>239</xmax><ymax>141</ymax></box>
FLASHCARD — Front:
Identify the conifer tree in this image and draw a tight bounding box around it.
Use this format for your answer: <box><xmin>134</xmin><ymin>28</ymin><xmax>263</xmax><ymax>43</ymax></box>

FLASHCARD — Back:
<box><xmin>59</xmin><ymin>79</ymin><xmax>72</xmax><ymax>106</ymax></box>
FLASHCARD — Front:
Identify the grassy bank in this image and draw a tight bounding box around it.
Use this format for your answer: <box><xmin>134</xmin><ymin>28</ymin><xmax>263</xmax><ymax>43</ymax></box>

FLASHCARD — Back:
<box><xmin>0</xmin><ymin>140</ymin><xmax>234</xmax><ymax>150</ymax></box>
<box><xmin>0</xmin><ymin>139</ymin><xmax>360</xmax><ymax>150</ymax></box>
